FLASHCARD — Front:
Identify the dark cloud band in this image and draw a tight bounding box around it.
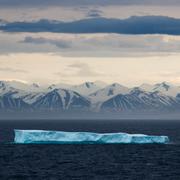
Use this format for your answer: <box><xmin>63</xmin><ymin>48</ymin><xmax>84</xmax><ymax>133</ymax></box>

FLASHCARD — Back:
<box><xmin>0</xmin><ymin>0</ymin><xmax>179</xmax><ymax>7</ymax></box>
<box><xmin>1</xmin><ymin>16</ymin><xmax>180</xmax><ymax>35</ymax></box>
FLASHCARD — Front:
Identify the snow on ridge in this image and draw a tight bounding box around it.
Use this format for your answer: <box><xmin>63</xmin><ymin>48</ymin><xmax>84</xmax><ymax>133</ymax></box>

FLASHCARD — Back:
<box><xmin>1</xmin><ymin>80</ymin><xmax>180</xmax><ymax>112</ymax></box>
<box><xmin>89</xmin><ymin>83</ymin><xmax>130</xmax><ymax>103</ymax></box>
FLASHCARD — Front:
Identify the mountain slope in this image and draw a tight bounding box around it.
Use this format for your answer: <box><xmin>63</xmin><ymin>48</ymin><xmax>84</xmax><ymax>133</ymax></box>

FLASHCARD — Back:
<box><xmin>1</xmin><ymin>80</ymin><xmax>180</xmax><ymax>114</ymax></box>
<box><xmin>48</xmin><ymin>83</ymin><xmax>71</xmax><ymax>91</ymax></box>
<box><xmin>0</xmin><ymin>95</ymin><xmax>30</xmax><ymax>110</ymax></box>
<box><xmin>89</xmin><ymin>83</ymin><xmax>130</xmax><ymax>103</ymax></box>
<box><xmin>101</xmin><ymin>88</ymin><xmax>180</xmax><ymax>112</ymax></box>
<box><xmin>140</xmin><ymin>82</ymin><xmax>180</xmax><ymax>97</ymax></box>
<box><xmin>0</xmin><ymin>80</ymin><xmax>47</xmax><ymax>104</ymax></box>
<box><xmin>33</xmin><ymin>88</ymin><xmax>91</xmax><ymax>111</ymax></box>
<box><xmin>70</xmin><ymin>81</ymin><xmax>106</xmax><ymax>96</ymax></box>
<box><xmin>0</xmin><ymin>80</ymin><xmax>44</xmax><ymax>92</ymax></box>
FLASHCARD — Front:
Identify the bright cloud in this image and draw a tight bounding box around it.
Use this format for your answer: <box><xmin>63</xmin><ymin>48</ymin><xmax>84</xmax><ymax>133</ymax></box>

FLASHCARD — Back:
<box><xmin>1</xmin><ymin>53</ymin><xmax>180</xmax><ymax>86</ymax></box>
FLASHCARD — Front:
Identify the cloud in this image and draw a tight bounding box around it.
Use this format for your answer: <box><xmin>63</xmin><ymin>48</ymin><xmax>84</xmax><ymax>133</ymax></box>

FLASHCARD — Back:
<box><xmin>0</xmin><ymin>67</ymin><xmax>28</xmax><ymax>73</ymax></box>
<box><xmin>1</xmin><ymin>16</ymin><xmax>180</xmax><ymax>35</ymax></box>
<box><xmin>2</xmin><ymin>31</ymin><xmax>180</xmax><ymax>57</ymax></box>
<box><xmin>0</xmin><ymin>0</ymin><xmax>179</xmax><ymax>7</ymax></box>
<box><xmin>56</xmin><ymin>63</ymin><xmax>103</xmax><ymax>77</ymax></box>
<box><xmin>18</xmin><ymin>34</ymin><xmax>180</xmax><ymax>57</ymax></box>
<box><xmin>2</xmin><ymin>53</ymin><xmax>180</xmax><ymax>86</ymax></box>
<box><xmin>68</xmin><ymin>63</ymin><xmax>102</xmax><ymax>77</ymax></box>
<box><xmin>23</xmin><ymin>36</ymin><xmax>71</xmax><ymax>48</ymax></box>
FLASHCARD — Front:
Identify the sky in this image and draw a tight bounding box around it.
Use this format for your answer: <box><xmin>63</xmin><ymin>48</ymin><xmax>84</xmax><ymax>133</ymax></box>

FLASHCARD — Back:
<box><xmin>1</xmin><ymin>1</ymin><xmax>180</xmax><ymax>86</ymax></box>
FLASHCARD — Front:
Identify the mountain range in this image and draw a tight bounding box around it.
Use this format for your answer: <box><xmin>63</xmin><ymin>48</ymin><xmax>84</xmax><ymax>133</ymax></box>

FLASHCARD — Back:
<box><xmin>1</xmin><ymin>80</ymin><xmax>180</xmax><ymax>114</ymax></box>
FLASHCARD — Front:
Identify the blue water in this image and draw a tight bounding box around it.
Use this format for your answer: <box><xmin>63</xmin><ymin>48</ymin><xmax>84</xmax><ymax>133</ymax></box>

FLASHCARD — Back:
<box><xmin>0</xmin><ymin>119</ymin><xmax>180</xmax><ymax>179</ymax></box>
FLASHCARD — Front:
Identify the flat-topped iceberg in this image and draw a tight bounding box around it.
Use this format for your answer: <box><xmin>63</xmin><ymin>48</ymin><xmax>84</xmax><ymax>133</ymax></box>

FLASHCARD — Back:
<box><xmin>14</xmin><ymin>130</ymin><xmax>169</xmax><ymax>144</ymax></box>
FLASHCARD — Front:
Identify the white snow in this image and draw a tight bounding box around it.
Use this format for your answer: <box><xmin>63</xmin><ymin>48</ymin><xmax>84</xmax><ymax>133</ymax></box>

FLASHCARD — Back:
<box><xmin>140</xmin><ymin>82</ymin><xmax>180</xmax><ymax>97</ymax></box>
<box><xmin>70</xmin><ymin>81</ymin><xmax>107</xmax><ymax>96</ymax></box>
<box><xmin>89</xmin><ymin>83</ymin><xmax>130</xmax><ymax>103</ymax></box>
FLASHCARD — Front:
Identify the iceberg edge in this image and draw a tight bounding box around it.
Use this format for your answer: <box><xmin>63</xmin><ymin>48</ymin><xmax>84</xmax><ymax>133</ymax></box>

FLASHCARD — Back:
<box><xmin>14</xmin><ymin>130</ymin><xmax>169</xmax><ymax>144</ymax></box>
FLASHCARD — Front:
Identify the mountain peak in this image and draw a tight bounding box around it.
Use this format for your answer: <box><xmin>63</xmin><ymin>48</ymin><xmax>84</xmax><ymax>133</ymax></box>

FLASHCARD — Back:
<box><xmin>154</xmin><ymin>82</ymin><xmax>172</xmax><ymax>91</ymax></box>
<box><xmin>71</xmin><ymin>81</ymin><xmax>105</xmax><ymax>96</ymax></box>
<box><xmin>111</xmin><ymin>83</ymin><xmax>119</xmax><ymax>87</ymax></box>
<box><xmin>130</xmin><ymin>87</ymin><xmax>146</xmax><ymax>95</ymax></box>
<box><xmin>0</xmin><ymin>81</ymin><xmax>5</xmax><ymax>87</ymax></box>
<box><xmin>85</xmin><ymin>82</ymin><xmax>93</xmax><ymax>88</ymax></box>
<box><xmin>109</xmin><ymin>83</ymin><xmax>127</xmax><ymax>88</ymax></box>
<box><xmin>31</xmin><ymin>83</ymin><xmax>40</xmax><ymax>88</ymax></box>
<box><xmin>48</xmin><ymin>84</ymin><xmax>56</xmax><ymax>90</ymax></box>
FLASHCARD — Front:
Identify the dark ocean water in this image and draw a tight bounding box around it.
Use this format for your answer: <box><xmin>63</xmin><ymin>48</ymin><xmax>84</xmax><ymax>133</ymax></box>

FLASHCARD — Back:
<box><xmin>0</xmin><ymin>119</ymin><xmax>180</xmax><ymax>180</ymax></box>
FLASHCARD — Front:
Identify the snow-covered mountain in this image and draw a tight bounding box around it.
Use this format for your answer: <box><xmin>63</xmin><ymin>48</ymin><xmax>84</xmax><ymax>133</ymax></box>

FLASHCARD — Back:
<box><xmin>33</xmin><ymin>88</ymin><xmax>91</xmax><ymax>111</ymax></box>
<box><xmin>0</xmin><ymin>81</ymin><xmax>17</xmax><ymax>94</ymax></box>
<box><xmin>70</xmin><ymin>81</ymin><xmax>107</xmax><ymax>96</ymax></box>
<box><xmin>0</xmin><ymin>81</ymin><xmax>46</xmax><ymax>104</ymax></box>
<box><xmin>0</xmin><ymin>80</ymin><xmax>44</xmax><ymax>93</ymax></box>
<box><xmin>1</xmin><ymin>80</ymin><xmax>180</xmax><ymax>113</ymax></box>
<box><xmin>48</xmin><ymin>83</ymin><xmax>71</xmax><ymax>91</ymax></box>
<box><xmin>139</xmin><ymin>83</ymin><xmax>154</xmax><ymax>92</ymax></box>
<box><xmin>0</xmin><ymin>96</ymin><xmax>30</xmax><ymax>110</ymax></box>
<box><xmin>140</xmin><ymin>82</ymin><xmax>180</xmax><ymax>97</ymax></box>
<box><xmin>16</xmin><ymin>92</ymin><xmax>46</xmax><ymax>104</ymax></box>
<box><xmin>101</xmin><ymin>88</ymin><xmax>180</xmax><ymax>112</ymax></box>
<box><xmin>89</xmin><ymin>83</ymin><xmax>130</xmax><ymax>103</ymax></box>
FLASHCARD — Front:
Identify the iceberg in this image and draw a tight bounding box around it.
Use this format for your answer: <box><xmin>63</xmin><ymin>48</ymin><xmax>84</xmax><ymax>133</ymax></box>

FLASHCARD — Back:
<box><xmin>14</xmin><ymin>130</ymin><xmax>169</xmax><ymax>144</ymax></box>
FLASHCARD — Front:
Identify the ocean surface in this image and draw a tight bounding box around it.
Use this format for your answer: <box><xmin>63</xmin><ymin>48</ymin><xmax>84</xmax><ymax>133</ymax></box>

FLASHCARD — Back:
<box><xmin>0</xmin><ymin>119</ymin><xmax>180</xmax><ymax>179</ymax></box>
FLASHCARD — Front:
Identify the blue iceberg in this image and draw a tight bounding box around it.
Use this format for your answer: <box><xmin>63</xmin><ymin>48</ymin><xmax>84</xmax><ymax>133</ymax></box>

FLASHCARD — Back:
<box><xmin>14</xmin><ymin>130</ymin><xmax>169</xmax><ymax>144</ymax></box>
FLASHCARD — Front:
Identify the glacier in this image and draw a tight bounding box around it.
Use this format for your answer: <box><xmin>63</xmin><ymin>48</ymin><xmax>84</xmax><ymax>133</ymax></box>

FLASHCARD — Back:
<box><xmin>14</xmin><ymin>130</ymin><xmax>169</xmax><ymax>144</ymax></box>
